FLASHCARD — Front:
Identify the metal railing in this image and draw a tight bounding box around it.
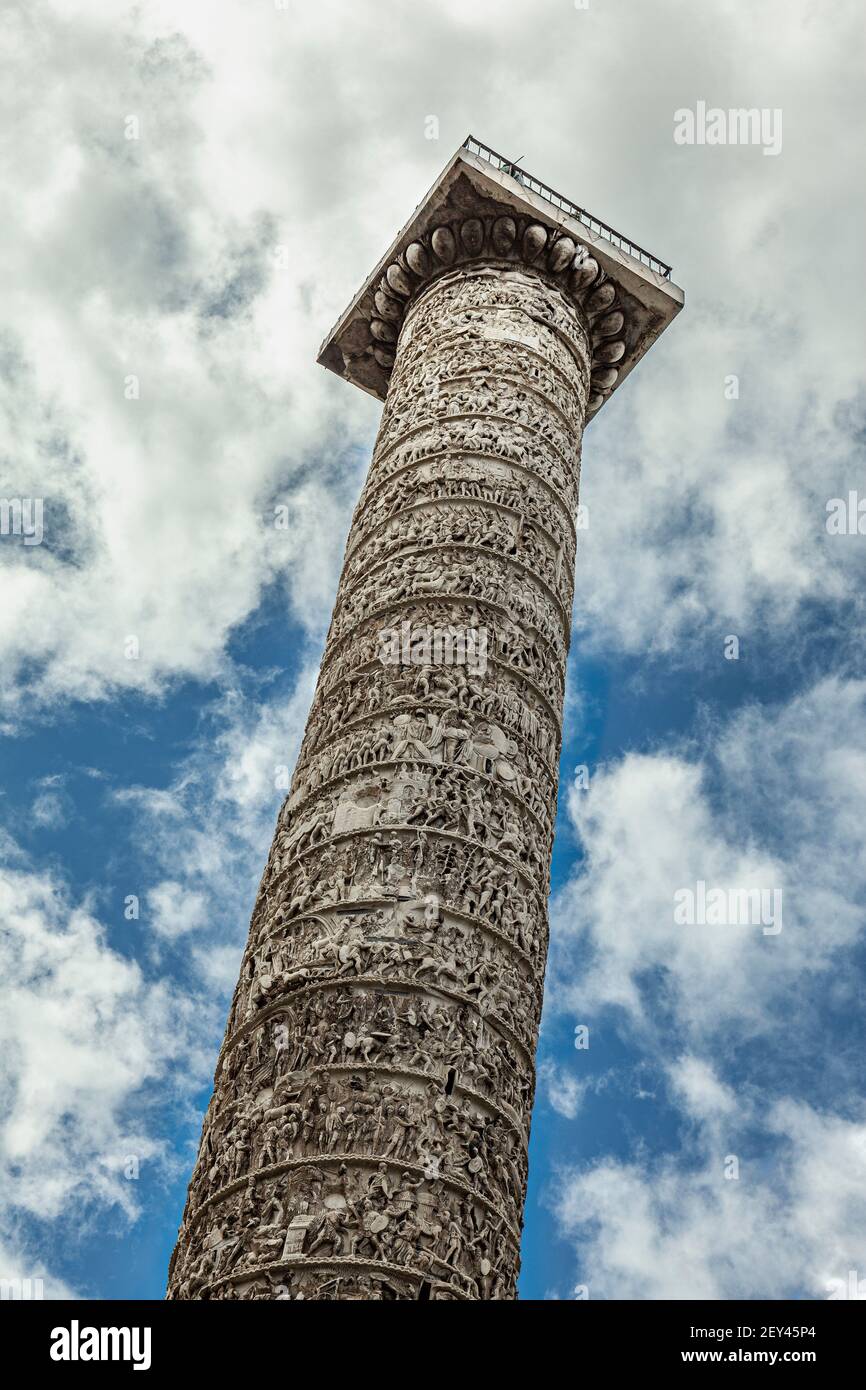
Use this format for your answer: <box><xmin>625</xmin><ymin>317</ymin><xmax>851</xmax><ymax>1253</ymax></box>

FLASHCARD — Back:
<box><xmin>462</xmin><ymin>135</ymin><xmax>672</xmax><ymax>279</ymax></box>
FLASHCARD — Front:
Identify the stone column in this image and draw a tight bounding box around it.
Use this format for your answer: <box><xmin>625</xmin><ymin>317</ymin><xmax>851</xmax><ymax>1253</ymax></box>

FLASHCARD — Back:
<box><xmin>167</xmin><ymin>146</ymin><xmax>681</xmax><ymax>1302</ymax></box>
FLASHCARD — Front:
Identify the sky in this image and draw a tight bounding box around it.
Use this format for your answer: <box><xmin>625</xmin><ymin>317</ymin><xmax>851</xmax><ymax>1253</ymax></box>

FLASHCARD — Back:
<box><xmin>1</xmin><ymin>0</ymin><xmax>865</xmax><ymax>1301</ymax></box>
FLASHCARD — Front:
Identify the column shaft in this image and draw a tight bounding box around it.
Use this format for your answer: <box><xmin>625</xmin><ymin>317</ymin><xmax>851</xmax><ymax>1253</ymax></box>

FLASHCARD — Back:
<box><xmin>168</xmin><ymin>259</ymin><xmax>590</xmax><ymax>1301</ymax></box>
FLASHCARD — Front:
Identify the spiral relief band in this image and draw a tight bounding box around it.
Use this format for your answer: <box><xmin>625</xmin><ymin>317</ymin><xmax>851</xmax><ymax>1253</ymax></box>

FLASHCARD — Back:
<box><xmin>166</xmin><ymin>143</ymin><xmax>681</xmax><ymax>1301</ymax></box>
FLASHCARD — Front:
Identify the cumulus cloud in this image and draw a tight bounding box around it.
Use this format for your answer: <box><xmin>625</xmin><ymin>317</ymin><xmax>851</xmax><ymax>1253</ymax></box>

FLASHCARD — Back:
<box><xmin>0</xmin><ymin>1237</ymin><xmax>82</xmax><ymax>1301</ymax></box>
<box><xmin>115</xmin><ymin>663</ymin><xmax>317</xmax><ymax>987</ymax></box>
<box><xmin>550</xmin><ymin>677</ymin><xmax>866</xmax><ymax>1042</ymax></box>
<box><xmin>0</xmin><ymin>853</ymin><xmax>213</xmax><ymax>1288</ymax></box>
<box><xmin>539</xmin><ymin>1060</ymin><xmax>588</xmax><ymax>1121</ymax></box>
<box><xmin>555</xmin><ymin>1081</ymin><xmax>866</xmax><ymax>1301</ymax></box>
<box><xmin>2</xmin><ymin>0</ymin><xmax>864</xmax><ymax>1304</ymax></box>
<box><xmin>667</xmin><ymin>1056</ymin><xmax>738</xmax><ymax>1123</ymax></box>
<box><xmin>546</xmin><ymin>679</ymin><xmax>866</xmax><ymax>1296</ymax></box>
<box><xmin>0</xmin><ymin>0</ymin><xmax>374</xmax><ymax>721</ymax></box>
<box><xmin>2</xmin><ymin>0</ymin><xmax>865</xmax><ymax>720</ymax></box>
<box><xmin>146</xmin><ymin>880</ymin><xmax>208</xmax><ymax>941</ymax></box>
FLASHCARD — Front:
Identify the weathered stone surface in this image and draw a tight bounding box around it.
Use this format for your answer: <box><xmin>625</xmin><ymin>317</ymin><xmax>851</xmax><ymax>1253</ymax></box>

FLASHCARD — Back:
<box><xmin>316</xmin><ymin>145</ymin><xmax>683</xmax><ymax>415</ymax></box>
<box><xmin>166</xmin><ymin>145</ymin><xmax>682</xmax><ymax>1302</ymax></box>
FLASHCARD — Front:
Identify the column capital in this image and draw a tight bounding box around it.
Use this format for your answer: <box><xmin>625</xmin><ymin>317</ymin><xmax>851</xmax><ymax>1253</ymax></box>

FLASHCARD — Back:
<box><xmin>318</xmin><ymin>137</ymin><xmax>684</xmax><ymax>419</ymax></box>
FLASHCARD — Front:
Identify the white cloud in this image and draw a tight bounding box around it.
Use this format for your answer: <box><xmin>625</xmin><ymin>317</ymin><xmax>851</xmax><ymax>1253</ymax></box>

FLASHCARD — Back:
<box><xmin>555</xmin><ymin>1086</ymin><xmax>866</xmax><ymax>1301</ymax></box>
<box><xmin>30</xmin><ymin>791</ymin><xmax>65</xmax><ymax>830</ymax></box>
<box><xmin>146</xmin><ymin>880</ymin><xmax>208</xmax><ymax>941</ymax></box>
<box><xmin>2</xmin><ymin>0</ymin><xmax>865</xmax><ymax>1304</ymax></box>
<box><xmin>551</xmin><ymin>678</ymin><xmax>866</xmax><ymax>1041</ymax></box>
<box><xmin>548</xmin><ymin>679</ymin><xmax>866</xmax><ymax>1296</ymax></box>
<box><xmin>667</xmin><ymin>1056</ymin><xmax>737</xmax><ymax>1122</ymax></box>
<box><xmin>539</xmin><ymin>1060</ymin><xmax>588</xmax><ymax>1121</ymax></box>
<box><xmin>114</xmin><ymin>663</ymin><xmax>317</xmax><ymax>987</ymax></box>
<box><xmin>0</xmin><ymin>854</ymin><xmax>212</xmax><ymax>1279</ymax></box>
<box><xmin>0</xmin><ymin>1237</ymin><xmax>82</xmax><ymax>1301</ymax></box>
<box><xmin>1</xmin><ymin>0</ymin><xmax>864</xmax><ymax>718</ymax></box>
<box><xmin>0</xmin><ymin>1</ymin><xmax>374</xmax><ymax>721</ymax></box>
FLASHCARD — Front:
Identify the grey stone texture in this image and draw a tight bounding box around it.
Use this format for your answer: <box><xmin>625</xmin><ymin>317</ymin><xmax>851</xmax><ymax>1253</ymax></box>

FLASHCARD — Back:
<box><xmin>166</xmin><ymin>148</ymin><xmax>681</xmax><ymax>1301</ymax></box>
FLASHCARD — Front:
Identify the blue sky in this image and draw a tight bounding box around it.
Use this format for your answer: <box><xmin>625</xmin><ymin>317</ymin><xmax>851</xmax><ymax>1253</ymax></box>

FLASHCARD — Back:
<box><xmin>1</xmin><ymin>0</ymin><xmax>865</xmax><ymax>1301</ymax></box>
